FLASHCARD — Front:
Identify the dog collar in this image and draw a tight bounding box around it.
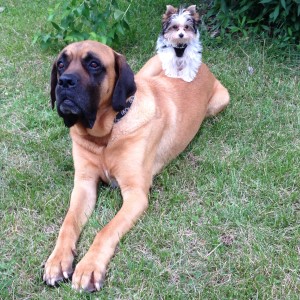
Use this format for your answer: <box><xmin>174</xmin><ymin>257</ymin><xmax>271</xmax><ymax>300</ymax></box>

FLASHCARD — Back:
<box><xmin>114</xmin><ymin>95</ymin><xmax>135</xmax><ymax>123</ymax></box>
<box><xmin>173</xmin><ymin>44</ymin><xmax>187</xmax><ymax>57</ymax></box>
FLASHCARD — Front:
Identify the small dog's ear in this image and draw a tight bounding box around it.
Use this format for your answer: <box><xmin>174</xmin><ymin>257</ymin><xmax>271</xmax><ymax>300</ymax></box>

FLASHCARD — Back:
<box><xmin>186</xmin><ymin>5</ymin><xmax>200</xmax><ymax>24</ymax></box>
<box><xmin>50</xmin><ymin>61</ymin><xmax>57</xmax><ymax>109</ymax></box>
<box><xmin>186</xmin><ymin>5</ymin><xmax>197</xmax><ymax>15</ymax></box>
<box><xmin>165</xmin><ymin>5</ymin><xmax>177</xmax><ymax>15</ymax></box>
<box><xmin>163</xmin><ymin>5</ymin><xmax>177</xmax><ymax>22</ymax></box>
<box><xmin>112</xmin><ymin>52</ymin><xmax>136</xmax><ymax>111</ymax></box>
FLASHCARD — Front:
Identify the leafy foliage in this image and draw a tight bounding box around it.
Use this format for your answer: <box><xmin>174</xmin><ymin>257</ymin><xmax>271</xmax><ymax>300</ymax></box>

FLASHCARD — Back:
<box><xmin>33</xmin><ymin>0</ymin><xmax>132</xmax><ymax>49</ymax></box>
<box><xmin>202</xmin><ymin>0</ymin><xmax>300</xmax><ymax>47</ymax></box>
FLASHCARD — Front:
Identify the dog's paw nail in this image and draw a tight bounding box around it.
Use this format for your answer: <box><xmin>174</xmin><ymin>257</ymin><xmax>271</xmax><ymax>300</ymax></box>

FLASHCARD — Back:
<box><xmin>95</xmin><ymin>282</ymin><xmax>102</xmax><ymax>291</ymax></box>
<box><xmin>63</xmin><ymin>272</ymin><xmax>69</xmax><ymax>279</ymax></box>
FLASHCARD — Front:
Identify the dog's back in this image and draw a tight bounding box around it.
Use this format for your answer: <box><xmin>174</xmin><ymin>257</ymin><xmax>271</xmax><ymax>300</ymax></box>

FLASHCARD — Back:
<box><xmin>134</xmin><ymin>61</ymin><xmax>228</xmax><ymax>174</ymax></box>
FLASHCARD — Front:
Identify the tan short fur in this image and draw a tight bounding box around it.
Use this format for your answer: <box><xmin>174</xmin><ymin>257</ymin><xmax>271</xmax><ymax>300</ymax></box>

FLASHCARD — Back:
<box><xmin>43</xmin><ymin>41</ymin><xmax>229</xmax><ymax>292</ymax></box>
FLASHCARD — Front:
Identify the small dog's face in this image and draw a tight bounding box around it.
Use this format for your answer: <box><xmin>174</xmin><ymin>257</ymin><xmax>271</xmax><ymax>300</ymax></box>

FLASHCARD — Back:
<box><xmin>162</xmin><ymin>5</ymin><xmax>199</xmax><ymax>46</ymax></box>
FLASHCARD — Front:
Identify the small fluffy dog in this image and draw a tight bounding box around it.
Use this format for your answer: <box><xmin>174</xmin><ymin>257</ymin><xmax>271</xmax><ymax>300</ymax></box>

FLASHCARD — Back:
<box><xmin>156</xmin><ymin>5</ymin><xmax>202</xmax><ymax>82</ymax></box>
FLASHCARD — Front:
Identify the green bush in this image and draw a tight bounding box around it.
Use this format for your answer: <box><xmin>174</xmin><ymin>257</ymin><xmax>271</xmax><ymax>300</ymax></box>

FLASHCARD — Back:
<box><xmin>33</xmin><ymin>0</ymin><xmax>132</xmax><ymax>50</ymax></box>
<box><xmin>202</xmin><ymin>0</ymin><xmax>300</xmax><ymax>47</ymax></box>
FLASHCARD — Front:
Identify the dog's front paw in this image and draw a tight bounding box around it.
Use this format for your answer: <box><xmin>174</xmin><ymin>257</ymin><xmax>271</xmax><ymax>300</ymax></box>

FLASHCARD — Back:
<box><xmin>72</xmin><ymin>252</ymin><xmax>106</xmax><ymax>292</ymax></box>
<box><xmin>43</xmin><ymin>248</ymin><xmax>75</xmax><ymax>286</ymax></box>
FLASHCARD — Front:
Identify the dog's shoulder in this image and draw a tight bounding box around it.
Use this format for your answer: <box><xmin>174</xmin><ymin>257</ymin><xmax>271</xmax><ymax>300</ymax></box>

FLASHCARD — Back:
<box><xmin>111</xmin><ymin>78</ymin><xmax>158</xmax><ymax>138</ymax></box>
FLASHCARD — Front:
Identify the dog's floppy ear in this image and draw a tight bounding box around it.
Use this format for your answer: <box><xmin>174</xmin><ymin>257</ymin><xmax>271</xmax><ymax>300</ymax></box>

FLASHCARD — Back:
<box><xmin>50</xmin><ymin>61</ymin><xmax>58</xmax><ymax>109</ymax></box>
<box><xmin>112</xmin><ymin>52</ymin><xmax>136</xmax><ymax>111</ymax></box>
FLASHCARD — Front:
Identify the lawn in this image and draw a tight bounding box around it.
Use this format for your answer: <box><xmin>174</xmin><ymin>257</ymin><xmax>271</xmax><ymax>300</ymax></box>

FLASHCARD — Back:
<box><xmin>0</xmin><ymin>0</ymin><xmax>299</xmax><ymax>299</ymax></box>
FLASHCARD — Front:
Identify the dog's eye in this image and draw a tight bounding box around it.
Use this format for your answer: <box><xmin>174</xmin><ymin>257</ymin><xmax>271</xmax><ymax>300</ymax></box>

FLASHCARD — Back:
<box><xmin>57</xmin><ymin>61</ymin><xmax>64</xmax><ymax>69</ymax></box>
<box><xmin>89</xmin><ymin>61</ymin><xmax>100</xmax><ymax>69</ymax></box>
<box><xmin>172</xmin><ymin>25</ymin><xmax>178</xmax><ymax>30</ymax></box>
<box><xmin>184</xmin><ymin>25</ymin><xmax>189</xmax><ymax>30</ymax></box>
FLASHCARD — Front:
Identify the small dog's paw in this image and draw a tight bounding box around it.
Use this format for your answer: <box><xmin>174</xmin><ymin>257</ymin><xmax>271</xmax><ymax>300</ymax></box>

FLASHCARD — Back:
<box><xmin>181</xmin><ymin>71</ymin><xmax>196</xmax><ymax>82</ymax></box>
<box><xmin>182</xmin><ymin>76</ymin><xmax>193</xmax><ymax>82</ymax></box>
<box><xmin>43</xmin><ymin>249</ymin><xmax>75</xmax><ymax>286</ymax></box>
<box><xmin>72</xmin><ymin>254</ymin><xmax>106</xmax><ymax>292</ymax></box>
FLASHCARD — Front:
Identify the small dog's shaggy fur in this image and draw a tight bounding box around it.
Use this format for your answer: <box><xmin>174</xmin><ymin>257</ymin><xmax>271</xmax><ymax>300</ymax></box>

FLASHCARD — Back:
<box><xmin>156</xmin><ymin>5</ymin><xmax>202</xmax><ymax>82</ymax></box>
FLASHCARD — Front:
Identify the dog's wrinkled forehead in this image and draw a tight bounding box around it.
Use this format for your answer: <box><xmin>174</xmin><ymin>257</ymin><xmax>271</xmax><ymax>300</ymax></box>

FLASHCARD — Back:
<box><xmin>56</xmin><ymin>50</ymin><xmax>103</xmax><ymax>76</ymax></box>
<box><xmin>57</xmin><ymin>41</ymin><xmax>115</xmax><ymax>70</ymax></box>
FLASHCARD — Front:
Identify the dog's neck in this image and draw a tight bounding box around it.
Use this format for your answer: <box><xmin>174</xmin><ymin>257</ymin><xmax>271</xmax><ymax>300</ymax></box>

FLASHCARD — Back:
<box><xmin>71</xmin><ymin>94</ymin><xmax>135</xmax><ymax>139</ymax></box>
<box><xmin>114</xmin><ymin>95</ymin><xmax>135</xmax><ymax>123</ymax></box>
<box><xmin>173</xmin><ymin>44</ymin><xmax>187</xmax><ymax>57</ymax></box>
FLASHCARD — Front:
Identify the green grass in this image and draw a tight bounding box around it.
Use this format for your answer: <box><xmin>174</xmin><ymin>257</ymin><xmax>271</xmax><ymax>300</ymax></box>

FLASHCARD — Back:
<box><xmin>1</xmin><ymin>0</ymin><xmax>299</xmax><ymax>299</ymax></box>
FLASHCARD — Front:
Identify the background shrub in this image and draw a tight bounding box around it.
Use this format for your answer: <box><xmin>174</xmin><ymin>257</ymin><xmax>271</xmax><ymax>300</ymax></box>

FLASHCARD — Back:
<box><xmin>201</xmin><ymin>0</ymin><xmax>300</xmax><ymax>48</ymax></box>
<box><xmin>33</xmin><ymin>0</ymin><xmax>132</xmax><ymax>50</ymax></box>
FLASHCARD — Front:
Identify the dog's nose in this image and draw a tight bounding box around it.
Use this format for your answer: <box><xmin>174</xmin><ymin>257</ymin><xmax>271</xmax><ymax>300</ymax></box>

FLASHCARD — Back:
<box><xmin>179</xmin><ymin>33</ymin><xmax>184</xmax><ymax>38</ymax></box>
<box><xmin>58</xmin><ymin>74</ymin><xmax>78</xmax><ymax>88</ymax></box>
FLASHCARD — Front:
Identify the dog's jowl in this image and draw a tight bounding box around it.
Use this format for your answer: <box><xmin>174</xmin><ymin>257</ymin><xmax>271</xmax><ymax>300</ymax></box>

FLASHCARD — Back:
<box><xmin>43</xmin><ymin>40</ymin><xmax>229</xmax><ymax>292</ymax></box>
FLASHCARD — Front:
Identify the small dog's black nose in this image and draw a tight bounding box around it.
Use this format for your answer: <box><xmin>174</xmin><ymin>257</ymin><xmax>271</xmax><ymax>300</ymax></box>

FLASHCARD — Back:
<box><xmin>179</xmin><ymin>33</ymin><xmax>184</xmax><ymax>38</ymax></box>
<box><xmin>58</xmin><ymin>74</ymin><xmax>78</xmax><ymax>88</ymax></box>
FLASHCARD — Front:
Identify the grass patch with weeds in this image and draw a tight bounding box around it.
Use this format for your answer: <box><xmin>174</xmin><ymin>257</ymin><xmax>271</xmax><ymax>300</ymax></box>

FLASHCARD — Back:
<box><xmin>0</xmin><ymin>0</ymin><xmax>299</xmax><ymax>299</ymax></box>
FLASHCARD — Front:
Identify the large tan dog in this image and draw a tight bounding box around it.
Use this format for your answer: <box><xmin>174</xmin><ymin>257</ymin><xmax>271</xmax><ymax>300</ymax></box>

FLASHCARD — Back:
<box><xmin>43</xmin><ymin>40</ymin><xmax>229</xmax><ymax>292</ymax></box>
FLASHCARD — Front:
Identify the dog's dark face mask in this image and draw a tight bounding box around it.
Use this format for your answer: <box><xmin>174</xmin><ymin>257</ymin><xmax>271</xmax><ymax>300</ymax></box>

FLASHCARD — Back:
<box><xmin>50</xmin><ymin>51</ymin><xmax>106</xmax><ymax>128</ymax></box>
<box><xmin>51</xmin><ymin>45</ymin><xmax>136</xmax><ymax>129</ymax></box>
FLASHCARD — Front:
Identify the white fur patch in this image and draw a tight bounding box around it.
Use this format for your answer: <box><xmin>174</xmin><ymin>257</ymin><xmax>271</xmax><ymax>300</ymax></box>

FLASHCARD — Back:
<box><xmin>156</xmin><ymin>31</ymin><xmax>202</xmax><ymax>82</ymax></box>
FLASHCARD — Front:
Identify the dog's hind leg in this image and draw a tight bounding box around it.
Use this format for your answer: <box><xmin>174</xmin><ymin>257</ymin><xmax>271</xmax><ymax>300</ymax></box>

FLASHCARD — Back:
<box><xmin>206</xmin><ymin>79</ymin><xmax>230</xmax><ymax>117</ymax></box>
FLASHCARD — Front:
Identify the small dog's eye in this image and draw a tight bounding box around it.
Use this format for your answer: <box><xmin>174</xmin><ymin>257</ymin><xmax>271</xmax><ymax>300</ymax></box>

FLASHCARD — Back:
<box><xmin>57</xmin><ymin>61</ymin><xmax>64</xmax><ymax>69</ymax></box>
<box><xmin>185</xmin><ymin>25</ymin><xmax>189</xmax><ymax>30</ymax></box>
<box><xmin>173</xmin><ymin>25</ymin><xmax>178</xmax><ymax>30</ymax></box>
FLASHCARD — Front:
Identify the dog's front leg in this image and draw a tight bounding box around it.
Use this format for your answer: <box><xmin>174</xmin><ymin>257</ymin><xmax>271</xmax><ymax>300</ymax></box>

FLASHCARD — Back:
<box><xmin>43</xmin><ymin>177</ymin><xmax>98</xmax><ymax>286</ymax></box>
<box><xmin>71</xmin><ymin>185</ymin><xmax>149</xmax><ymax>292</ymax></box>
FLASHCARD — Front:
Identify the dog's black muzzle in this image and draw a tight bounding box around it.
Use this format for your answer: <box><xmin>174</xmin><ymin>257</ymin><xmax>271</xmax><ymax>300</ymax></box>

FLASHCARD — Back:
<box><xmin>55</xmin><ymin>73</ymin><xmax>97</xmax><ymax>129</ymax></box>
<box><xmin>59</xmin><ymin>99</ymin><xmax>81</xmax><ymax>116</ymax></box>
<box><xmin>58</xmin><ymin>73</ymin><xmax>79</xmax><ymax>89</ymax></box>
